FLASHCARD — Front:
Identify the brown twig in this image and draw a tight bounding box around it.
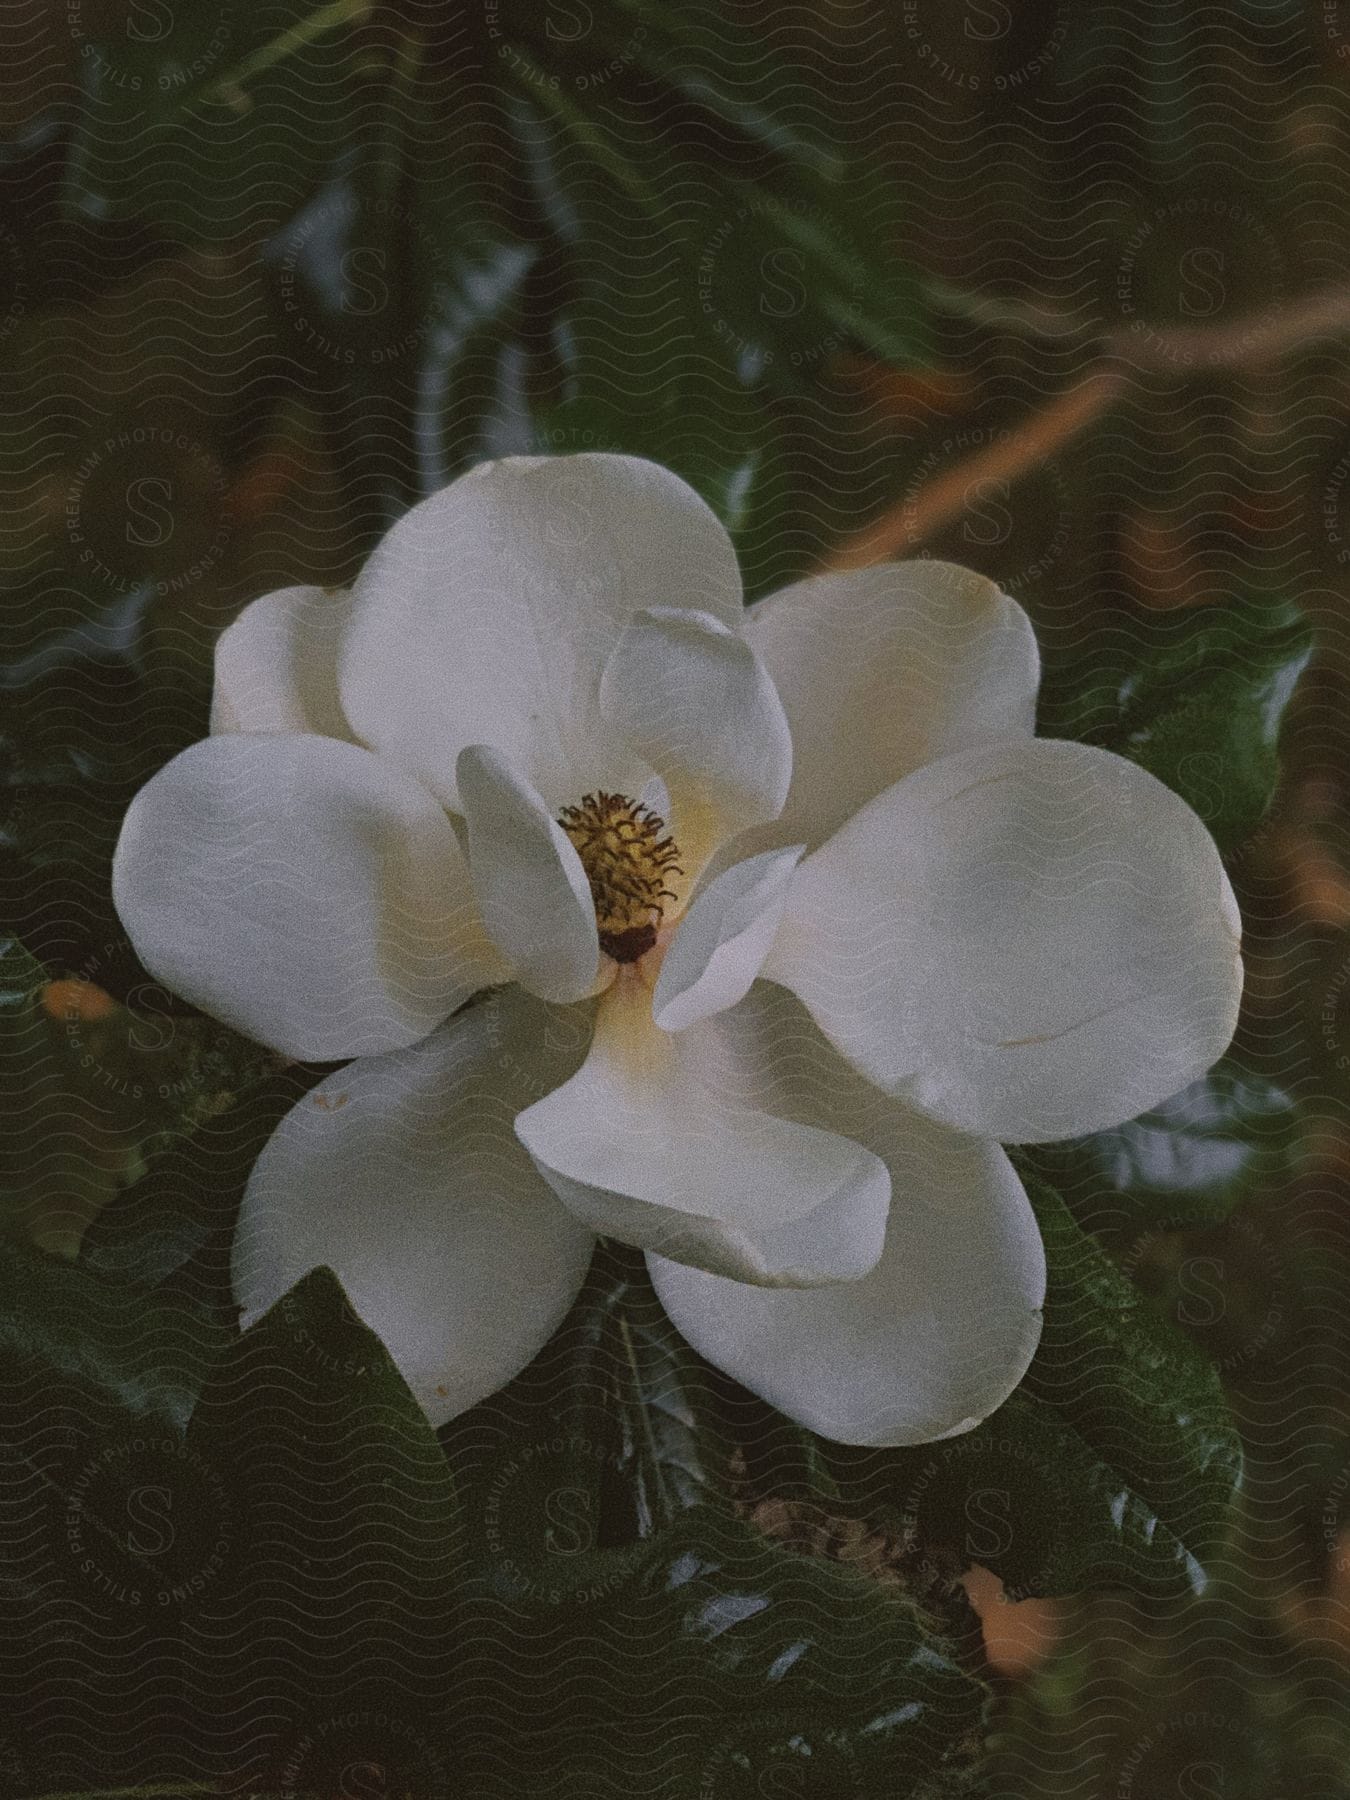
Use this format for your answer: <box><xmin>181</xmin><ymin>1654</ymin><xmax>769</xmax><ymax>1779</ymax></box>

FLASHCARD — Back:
<box><xmin>1111</xmin><ymin>282</ymin><xmax>1350</xmax><ymax>373</ymax></box>
<box><xmin>826</xmin><ymin>367</ymin><xmax>1126</xmax><ymax>572</ymax></box>
<box><xmin>823</xmin><ymin>283</ymin><xmax>1350</xmax><ymax>571</ymax></box>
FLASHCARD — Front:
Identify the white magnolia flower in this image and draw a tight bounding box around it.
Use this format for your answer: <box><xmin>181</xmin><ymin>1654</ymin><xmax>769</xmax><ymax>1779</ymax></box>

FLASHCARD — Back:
<box><xmin>112</xmin><ymin>454</ymin><xmax>1242</xmax><ymax>1446</ymax></box>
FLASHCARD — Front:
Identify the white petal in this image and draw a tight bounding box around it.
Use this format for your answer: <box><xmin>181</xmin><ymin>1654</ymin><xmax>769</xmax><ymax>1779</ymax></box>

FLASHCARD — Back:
<box><xmin>211</xmin><ymin>584</ymin><xmax>354</xmax><ymax>739</ymax></box>
<box><xmin>456</xmin><ymin>745</ymin><xmax>600</xmax><ymax>1005</ymax></box>
<box><xmin>599</xmin><ymin>607</ymin><xmax>792</xmax><ymax>868</ymax></box>
<box><xmin>742</xmin><ymin>561</ymin><xmax>1038</xmax><ymax>852</ymax></box>
<box><xmin>340</xmin><ymin>455</ymin><xmax>744</xmax><ymax>810</ymax></box>
<box><xmin>112</xmin><ymin>733</ymin><xmax>503</xmax><ymax>1060</ymax></box>
<box><xmin>766</xmin><ymin>737</ymin><xmax>1243</xmax><ymax>1143</ymax></box>
<box><xmin>652</xmin><ymin>847</ymin><xmax>804</xmax><ymax>1033</ymax></box>
<box><xmin>649</xmin><ymin>984</ymin><xmax>1045</xmax><ymax>1447</ymax></box>
<box><xmin>650</xmin><ymin>1138</ymin><xmax>1041</xmax><ymax>1447</ymax></box>
<box><xmin>233</xmin><ymin>990</ymin><xmax>596</xmax><ymax>1428</ymax></box>
<box><xmin>515</xmin><ymin>976</ymin><xmax>889</xmax><ymax>1286</ymax></box>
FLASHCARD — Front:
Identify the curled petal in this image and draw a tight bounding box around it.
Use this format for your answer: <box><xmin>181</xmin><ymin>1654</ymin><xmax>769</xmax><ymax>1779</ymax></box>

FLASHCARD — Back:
<box><xmin>742</xmin><ymin>561</ymin><xmax>1038</xmax><ymax>852</ymax></box>
<box><xmin>211</xmin><ymin>584</ymin><xmax>354</xmax><ymax>740</ymax></box>
<box><xmin>599</xmin><ymin>606</ymin><xmax>792</xmax><ymax>871</ymax></box>
<box><xmin>515</xmin><ymin>977</ymin><xmax>889</xmax><ymax>1287</ymax></box>
<box><xmin>649</xmin><ymin>984</ymin><xmax>1045</xmax><ymax>1447</ymax></box>
<box><xmin>340</xmin><ymin>454</ymin><xmax>743</xmax><ymax>810</ymax></box>
<box><xmin>653</xmin><ymin>846</ymin><xmax>804</xmax><ymax>1033</ymax></box>
<box><xmin>457</xmin><ymin>745</ymin><xmax>601</xmax><ymax>1005</ymax></box>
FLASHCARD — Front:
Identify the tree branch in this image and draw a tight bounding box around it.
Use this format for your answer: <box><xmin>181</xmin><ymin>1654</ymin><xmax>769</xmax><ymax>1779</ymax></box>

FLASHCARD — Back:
<box><xmin>825</xmin><ymin>368</ymin><xmax>1125</xmax><ymax>572</ymax></box>
<box><xmin>1111</xmin><ymin>283</ymin><xmax>1350</xmax><ymax>373</ymax></box>
<box><xmin>824</xmin><ymin>283</ymin><xmax>1350</xmax><ymax>571</ymax></box>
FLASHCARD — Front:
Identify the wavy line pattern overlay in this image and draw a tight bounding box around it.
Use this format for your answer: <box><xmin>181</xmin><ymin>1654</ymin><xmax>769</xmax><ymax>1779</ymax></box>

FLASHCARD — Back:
<box><xmin>1</xmin><ymin>2</ymin><xmax>1348</xmax><ymax>1797</ymax></box>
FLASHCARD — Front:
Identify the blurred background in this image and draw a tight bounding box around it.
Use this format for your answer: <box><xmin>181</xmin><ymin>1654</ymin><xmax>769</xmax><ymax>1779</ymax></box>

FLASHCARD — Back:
<box><xmin>2</xmin><ymin>0</ymin><xmax>1350</xmax><ymax>1795</ymax></box>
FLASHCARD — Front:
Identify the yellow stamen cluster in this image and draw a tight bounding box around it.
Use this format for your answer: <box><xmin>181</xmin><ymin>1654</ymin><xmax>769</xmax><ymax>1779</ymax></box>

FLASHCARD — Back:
<box><xmin>558</xmin><ymin>791</ymin><xmax>682</xmax><ymax>963</ymax></box>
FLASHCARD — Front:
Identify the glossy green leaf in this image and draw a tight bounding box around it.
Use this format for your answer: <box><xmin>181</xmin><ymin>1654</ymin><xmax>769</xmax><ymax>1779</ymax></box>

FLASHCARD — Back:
<box><xmin>187</xmin><ymin>1263</ymin><xmax>460</xmax><ymax>1571</ymax></box>
<box><xmin>438</xmin><ymin>1247</ymin><xmax>990</xmax><ymax>1793</ymax></box>
<box><xmin>1017</xmin><ymin>1173</ymin><xmax>1242</xmax><ymax>1568</ymax></box>
<box><xmin>454</xmin><ymin>1505</ymin><xmax>989</xmax><ymax>1798</ymax></box>
<box><xmin>827</xmin><ymin>1174</ymin><xmax>1241</xmax><ymax>1601</ymax></box>
<box><xmin>1037</xmin><ymin>596</ymin><xmax>1313</xmax><ymax>854</ymax></box>
<box><xmin>1023</xmin><ymin>1056</ymin><xmax>1301</xmax><ymax>1237</ymax></box>
<box><xmin>443</xmin><ymin>1241</ymin><xmax>734</xmax><ymax>1586</ymax></box>
<box><xmin>0</xmin><ymin>1242</ymin><xmax>235</xmax><ymax>1785</ymax></box>
<box><xmin>0</xmin><ymin>1229</ymin><xmax>229</xmax><ymax>1440</ymax></box>
<box><xmin>0</xmin><ymin>1231</ymin><xmax>234</xmax><ymax>1731</ymax></box>
<box><xmin>835</xmin><ymin>1390</ymin><xmax>1209</xmax><ymax>1604</ymax></box>
<box><xmin>571</xmin><ymin>1243</ymin><xmax>736</xmax><ymax>1537</ymax></box>
<box><xmin>493</xmin><ymin>89</ymin><xmax>800</xmax><ymax>579</ymax></box>
<box><xmin>184</xmin><ymin>1268</ymin><xmax>462</xmax><ymax>1724</ymax></box>
<box><xmin>60</xmin><ymin>0</ymin><xmax>369</xmax><ymax>243</ymax></box>
<box><xmin>0</xmin><ymin>571</ymin><xmax>214</xmax><ymax>973</ymax></box>
<box><xmin>51</xmin><ymin>0</ymin><xmax>931</xmax><ymax>607</ymax></box>
<box><xmin>725</xmin><ymin>1391</ymin><xmax>847</xmax><ymax>1517</ymax></box>
<box><xmin>77</xmin><ymin>1063</ymin><xmax>322</xmax><ymax>1293</ymax></box>
<box><xmin>0</xmin><ymin>1262</ymin><xmax>460</xmax><ymax>1792</ymax></box>
<box><xmin>173</xmin><ymin>1260</ymin><xmax>977</xmax><ymax>1799</ymax></box>
<box><xmin>0</xmin><ymin>935</ymin><xmax>45</xmax><ymax>1031</ymax></box>
<box><xmin>1018</xmin><ymin>1065</ymin><xmax>1304</xmax><ymax>1404</ymax></box>
<box><xmin>505</xmin><ymin>0</ymin><xmax>858</xmax><ymax>172</ymax></box>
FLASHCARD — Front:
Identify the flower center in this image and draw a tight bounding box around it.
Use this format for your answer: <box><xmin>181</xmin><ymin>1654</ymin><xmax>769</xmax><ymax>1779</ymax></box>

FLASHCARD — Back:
<box><xmin>558</xmin><ymin>791</ymin><xmax>683</xmax><ymax>964</ymax></box>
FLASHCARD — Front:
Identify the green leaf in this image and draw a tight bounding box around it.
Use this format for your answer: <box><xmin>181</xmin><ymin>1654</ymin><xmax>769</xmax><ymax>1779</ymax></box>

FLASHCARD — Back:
<box><xmin>507</xmin><ymin>67</ymin><xmax>928</xmax><ymax>391</ymax></box>
<box><xmin>60</xmin><ymin>0</ymin><xmax>930</xmax><ymax>595</ymax></box>
<box><xmin>0</xmin><ymin>1262</ymin><xmax>459</xmax><ymax>1792</ymax></box>
<box><xmin>0</xmin><ymin>934</ymin><xmax>46</xmax><ymax>1026</ymax></box>
<box><xmin>60</xmin><ymin>0</ymin><xmax>370</xmax><ymax>244</ymax></box>
<box><xmin>828</xmin><ymin>1174</ymin><xmax>1241</xmax><ymax>1601</ymax></box>
<box><xmin>838</xmin><ymin>1390</ymin><xmax>1212</xmax><ymax>1603</ymax></box>
<box><xmin>538</xmin><ymin>0</ymin><xmax>855</xmax><ymax>171</ymax></box>
<box><xmin>168</xmin><ymin>1259</ymin><xmax>963</xmax><ymax>1796</ymax></box>
<box><xmin>441</xmin><ymin>1246</ymin><xmax>991</xmax><ymax>1793</ymax></box>
<box><xmin>726</xmin><ymin>1391</ymin><xmax>847</xmax><ymax>1516</ymax></box>
<box><xmin>1022</xmin><ymin>1055</ymin><xmax>1301</xmax><ymax>1237</ymax></box>
<box><xmin>187</xmin><ymin>1264</ymin><xmax>460</xmax><ymax>1584</ymax></box>
<box><xmin>0</xmin><ymin>1230</ymin><xmax>229</xmax><ymax>1440</ymax></box>
<box><xmin>455</xmin><ymin>1506</ymin><xmax>989</xmax><ymax>1798</ymax></box>
<box><xmin>415</xmin><ymin>8</ymin><xmax>925</xmax><ymax>587</ymax></box>
<box><xmin>77</xmin><ymin>1062</ymin><xmax>324</xmax><ymax>1306</ymax></box>
<box><xmin>0</xmin><ymin>1235</ymin><xmax>233</xmax><ymax>1644</ymax></box>
<box><xmin>710</xmin><ymin>176</ymin><xmax>930</xmax><ymax>373</ymax></box>
<box><xmin>443</xmin><ymin>1241</ymin><xmax>735</xmax><ymax>1592</ymax></box>
<box><xmin>184</xmin><ymin>1268</ymin><xmax>461</xmax><ymax>1712</ymax></box>
<box><xmin>574</xmin><ymin>1242</ymin><xmax>737</xmax><ymax>1537</ymax></box>
<box><xmin>0</xmin><ymin>1256</ymin><xmax>223</xmax><ymax>1800</ymax></box>
<box><xmin>1037</xmin><ymin>595</ymin><xmax>1313</xmax><ymax>854</ymax></box>
<box><xmin>0</xmin><ymin>522</ymin><xmax>242</xmax><ymax>991</ymax></box>
<box><xmin>494</xmin><ymin>89</ymin><xmax>800</xmax><ymax>579</ymax></box>
<box><xmin>1017</xmin><ymin>1173</ymin><xmax>1243</xmax><ymax>1569</ymax></box>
